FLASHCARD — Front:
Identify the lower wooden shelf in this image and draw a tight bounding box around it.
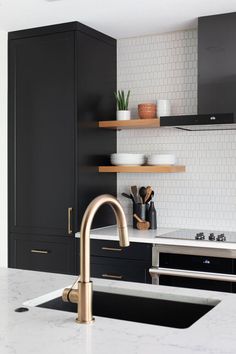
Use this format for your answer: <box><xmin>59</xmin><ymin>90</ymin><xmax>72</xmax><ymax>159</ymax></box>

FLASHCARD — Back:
<box><xmin>98</xmin><ymin>165</ymin><xmax>186</xmax><ymax>173</ymax></box>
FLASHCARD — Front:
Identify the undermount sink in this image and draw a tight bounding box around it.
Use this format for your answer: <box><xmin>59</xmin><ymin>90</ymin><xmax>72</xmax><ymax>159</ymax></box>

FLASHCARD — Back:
<box><xmin>37</xmin><ymin>291</ymin><xmax>215</xmax><ymax>329</ymax></box>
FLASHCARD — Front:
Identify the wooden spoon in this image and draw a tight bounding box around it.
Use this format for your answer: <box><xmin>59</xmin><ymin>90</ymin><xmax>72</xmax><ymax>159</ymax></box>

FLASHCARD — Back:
<box><xmin>139</xmin><ymin>186</ymin><xmax>147</xmax><ymax>204</ymax></box>
<box><xmin>133</xmin><ymin>214</ymin><xmax>150</xmax><ymax>230</ymax></box>
<box><xmin>146</xmin><ymin>190</ymin><xmax>154</xmax><ymax>204</ymax></box>
<box><xmin>130</xmin><ymin>185</ymin><xmax>139</xmax><ymax>203</ymax></box>
<box><xmin>144</xmin><ymin>186</ymin><xmax>153</xmax><ymax>203</ymax></box>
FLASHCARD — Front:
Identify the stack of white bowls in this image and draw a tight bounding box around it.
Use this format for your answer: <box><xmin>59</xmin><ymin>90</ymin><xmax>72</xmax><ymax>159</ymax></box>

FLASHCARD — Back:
<box><xmin>111</xmin><ymin>153</ymin><xmax>145</xmax><ymax>166</ymax></box>
<box><xmin>147</xmin><ymin>154</ymin><xmax>177</xmax><ymax>165</ymax></box>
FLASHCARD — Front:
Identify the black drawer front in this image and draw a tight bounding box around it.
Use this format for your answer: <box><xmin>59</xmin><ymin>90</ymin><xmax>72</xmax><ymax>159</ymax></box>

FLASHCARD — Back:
<box><xmin>160</xmin><ymin>276</ymin><xmax>232</xmax><ymax>293</ymax></box>
<box><xmin>91</xmin><ymin>256</ymin><xmax>151</xmax><ymax>283</ymax></box>
<box><xmin>90</xmin><ymin>239</ymin><xmax>152</xmax><ymax>261</ymax></box>
<box><xmin>160</xmin><ymin>253</ymin><xmax>233</xmax><ymax>274</ymax></box>
<box><xmin>9</xmin><ymin>234</ymin><xmax>76</xmax><ymax>275</ymax></box>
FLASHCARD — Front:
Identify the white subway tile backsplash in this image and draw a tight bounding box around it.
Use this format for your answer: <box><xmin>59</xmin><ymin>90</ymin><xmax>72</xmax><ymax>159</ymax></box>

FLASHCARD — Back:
<box><xmin>117</xmin><ymin>29</ymin><xmax>236</xmax><ymax>231</ymax></box>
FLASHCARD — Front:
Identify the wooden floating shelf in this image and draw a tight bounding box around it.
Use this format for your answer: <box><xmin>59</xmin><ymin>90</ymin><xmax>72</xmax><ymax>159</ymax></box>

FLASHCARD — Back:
<box><xmin>98</xmin><ymin>118</ymin><xmax>160</xmax><ymax>130</ymax></box>
<box><xmin>98</xmin><ymin>165</ymin><xmax>186</xmax><ymax>173</ymax></box>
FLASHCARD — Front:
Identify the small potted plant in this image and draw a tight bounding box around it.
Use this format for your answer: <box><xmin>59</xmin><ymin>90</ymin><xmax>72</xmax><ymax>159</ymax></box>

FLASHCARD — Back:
<box><xmin>114</xmin><ymin>90</ymin><xmax>131</xmax><ymax>120</ymax></box>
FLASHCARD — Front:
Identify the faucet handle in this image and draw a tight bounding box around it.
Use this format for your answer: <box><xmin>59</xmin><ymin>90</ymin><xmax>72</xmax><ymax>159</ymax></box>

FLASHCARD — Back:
<box><xmin>62</xmin><ymin>288</ymin><xmax>79</xmax><ymax>304</ymax></box>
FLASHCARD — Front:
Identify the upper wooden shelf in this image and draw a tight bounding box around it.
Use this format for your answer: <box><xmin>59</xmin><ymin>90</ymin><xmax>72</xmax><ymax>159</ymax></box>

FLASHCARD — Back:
<box><xmin>98</xmin><ymin>118</ymin><xmax>160</xmax><ymax>130</ymax></box>
<box><xmin>99</xmin><ymin>165</ymin><xmax>186</xmax><ymax>173</ymax></box>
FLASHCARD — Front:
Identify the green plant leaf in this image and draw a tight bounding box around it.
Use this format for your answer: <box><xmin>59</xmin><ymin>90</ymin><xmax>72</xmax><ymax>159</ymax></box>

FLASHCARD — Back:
<box><xmin>118</xmin><ymin>90</ymin><xmax>123</xmax><ymax>110</ymax></box>
<box><xmin>115</xmin><ymin>90</ymin><xmax>131</xmax><ymax>110</ymax></box>
<box><xmin>114</xmin><ymin>92</ymin><xmax>121</xmax><ymax>110</ymax></box>
<box><xmin>125</xmin><ymin>90</ymin><xmax>130</xmax><ymax>110</ymax></box>
<box><xmin>122</xmin><ymin>90</ymin><xmax>125</xmax><ymax>110</ymax></box>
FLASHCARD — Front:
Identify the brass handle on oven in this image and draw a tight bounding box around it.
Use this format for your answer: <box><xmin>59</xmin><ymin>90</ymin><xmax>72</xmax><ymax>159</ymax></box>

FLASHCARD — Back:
<box><xmin>102</xmin><ymin>274</ymin><xmax>123</xmax><ymax>280</ymax></box>
<box><xmin>68</xmin><ymin>207</ymin><xmax>73</xmax><ymax>235</ymax></box>
<box><xmin>30</xmin><ymin>249</ymin><xmax>49</xmax><ymax>255</ymax></box>
<box><xmin>101</xmin><ymin>247</ymin><xmax>122</xmax><ymax>252</ymax></box>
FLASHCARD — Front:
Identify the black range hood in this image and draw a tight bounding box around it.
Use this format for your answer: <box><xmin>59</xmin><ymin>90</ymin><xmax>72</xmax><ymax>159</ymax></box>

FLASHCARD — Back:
<box><xmin>160</xmin><ymin>113</ymin><xmax>236</xmax><ymax>131</ymax></box>
<box><xmin>161</xmin><ymin>12</ymin><xmax>236</xmax><ymax>131</ymax></box>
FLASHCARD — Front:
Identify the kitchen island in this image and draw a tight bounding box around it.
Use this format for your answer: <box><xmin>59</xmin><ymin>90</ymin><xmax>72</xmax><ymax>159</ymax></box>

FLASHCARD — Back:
<box><xmin>2</xmin><ymin>268</ymin><xmax>236</xmax><ymax>354</ymax></box>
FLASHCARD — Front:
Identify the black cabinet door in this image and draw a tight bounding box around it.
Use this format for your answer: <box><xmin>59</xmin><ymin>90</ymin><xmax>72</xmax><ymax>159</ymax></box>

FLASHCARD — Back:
<box><xmin>8</xmin><ymin>31</ymin><xmax>76</xmax><ymax>236</ymax></box>
<box><xmin>90</xmin><ymin>239</ymin><xmax>152</xmax><ymax>261</ymax></box>
<box><xmin>198</xmin><ymin>13</ymin><xmax>236</xmax><ymax>116</ymax></box>
<box><xmin>9</xmin><ymin>233</ymin><xmax>76</xmax><ymax>274</ymax></box>
<box><xmin>91</xmin><ymin>256</ymin><xmax>151</xmax><ymax>283</ymax></box>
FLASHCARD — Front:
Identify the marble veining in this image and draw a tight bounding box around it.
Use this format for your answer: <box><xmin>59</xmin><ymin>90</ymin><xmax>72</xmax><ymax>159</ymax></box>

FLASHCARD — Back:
<box><xmin>1</xmin><ymin>268</ymin><xmax>236</xmax><ymax>354</ymax></box>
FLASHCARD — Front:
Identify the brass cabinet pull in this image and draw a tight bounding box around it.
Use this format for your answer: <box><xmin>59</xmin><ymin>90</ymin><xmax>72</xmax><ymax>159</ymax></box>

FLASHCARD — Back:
<box><xmin>68</xmin><ymin>207</ymin><xmax>73</xmax><ymax>235</ymax></box>
<box><xmin>102</xmin><ymin>274</ymin><xmax>123</xmax><ymax>280</ymax></box>
<box><xmin>101</xmin><ymin>247</ymin><xmax>122</xmax><ymax>252</ymax></box>
<box><xmin>30</xmin><ymin>249</ymin><xmax>49</xmax><ymax>255</ymax></box>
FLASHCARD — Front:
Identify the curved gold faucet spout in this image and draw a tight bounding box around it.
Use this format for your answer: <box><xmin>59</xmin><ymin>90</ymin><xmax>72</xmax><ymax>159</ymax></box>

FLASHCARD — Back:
<box><xmin>77</xmin><ymin>194</ymin><xmax>129</xmax><ymax>324</ymax></box>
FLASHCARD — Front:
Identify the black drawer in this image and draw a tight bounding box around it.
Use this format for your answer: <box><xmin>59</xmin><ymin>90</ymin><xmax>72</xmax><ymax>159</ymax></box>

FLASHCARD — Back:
<box><xmin>90</xmin><ymin>239</ymin><xmax>152</xmax><ymax>261</ymax></box>
<box><xmin>91</xmin><ymin>256</ymin><xmax>151</xmax><ymax>283</ymax></box>
<box><xmin>9</xmin><ymin>234</ymin><xmax>76</xmax><ymax>275</ymax></box>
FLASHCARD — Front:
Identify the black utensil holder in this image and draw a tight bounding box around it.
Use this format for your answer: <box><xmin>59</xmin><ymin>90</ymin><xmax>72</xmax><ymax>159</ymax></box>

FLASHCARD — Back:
<box><xmin>133</xmin><ymin>203</ymin><xmax>148</xmax><ymax>229</ymax></box>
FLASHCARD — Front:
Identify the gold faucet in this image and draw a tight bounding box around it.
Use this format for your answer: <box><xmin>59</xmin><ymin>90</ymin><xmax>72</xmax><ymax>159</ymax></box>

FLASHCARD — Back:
<box><xmin>62</xmin><ymin>194</ymin><xmax>129</xmax><ymax>324</ymax></box>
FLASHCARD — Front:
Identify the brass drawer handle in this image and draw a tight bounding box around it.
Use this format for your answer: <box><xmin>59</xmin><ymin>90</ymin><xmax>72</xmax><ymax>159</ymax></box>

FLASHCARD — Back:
<box><xmin>101</xmin><ymin>247</ymin><xmax>122</xmax><ymax>252</ymax></box>
<box><xmin>102</xmin><ymin>274</ymin><xmax>123</xmax><ymax>280</ymax></box>
<box><xmin>68</xmin><ymin>207</ymin><xmax>73</xmax><ymax>235</ymax></box>
<box><xmin>30</xmin><ymin>249</ymin><xmax>49</xmax><ymax>255</ymax></box>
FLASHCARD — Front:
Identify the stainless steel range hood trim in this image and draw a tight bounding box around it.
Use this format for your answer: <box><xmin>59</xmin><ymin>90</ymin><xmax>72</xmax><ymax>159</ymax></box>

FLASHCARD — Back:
<box><xmin>160</xmin><ymin>113</ymin><xmax>235</xmax><ymax>131</ymax></box>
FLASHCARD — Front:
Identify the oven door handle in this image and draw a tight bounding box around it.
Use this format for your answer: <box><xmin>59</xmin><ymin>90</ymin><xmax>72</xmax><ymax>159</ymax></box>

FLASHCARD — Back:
<box><xmin>149</xmin><ymin>267</ymin><xmax>236</xmax><ymax>283</ymax></box>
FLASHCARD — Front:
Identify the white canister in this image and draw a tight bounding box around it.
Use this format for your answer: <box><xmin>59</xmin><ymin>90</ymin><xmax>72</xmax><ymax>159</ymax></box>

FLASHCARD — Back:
<box><xmin>156</xmin><ymin>100</ymin><xmax>171</xmax><ymax>117</ymax></box>
<box><xmin>116</xmin><ymin>110</ymin><xmax>131</xmax><ymax>121</ymax></box>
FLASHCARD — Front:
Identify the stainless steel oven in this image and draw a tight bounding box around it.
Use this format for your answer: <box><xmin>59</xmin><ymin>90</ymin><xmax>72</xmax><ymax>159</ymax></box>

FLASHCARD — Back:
<box><xmin>150</xmin><ymin>244</ymin><xmax>236</xmax><ymax>293</ymax></box>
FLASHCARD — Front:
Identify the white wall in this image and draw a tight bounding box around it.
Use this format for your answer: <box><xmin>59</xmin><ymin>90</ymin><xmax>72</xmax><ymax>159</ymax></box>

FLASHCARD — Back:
<box><xmin>0</xmin><ymin>31</ymin><xmax>8</xmax><ymax>267</ymax></box>
<box><xmin>117</xmin><ymin>29</ymin><xmax>236</xmax><ymax>231</ymax></box>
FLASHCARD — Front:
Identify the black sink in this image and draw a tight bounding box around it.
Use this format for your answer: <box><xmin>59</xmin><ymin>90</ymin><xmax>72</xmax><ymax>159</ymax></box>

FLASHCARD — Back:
<box><xmin>37</xmin><ymin>291</ymin><xmax>214</xmax><ymax>329</ymax></box>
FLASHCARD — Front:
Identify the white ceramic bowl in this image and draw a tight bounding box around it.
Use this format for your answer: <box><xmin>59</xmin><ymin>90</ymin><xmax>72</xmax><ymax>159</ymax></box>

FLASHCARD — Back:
<box><xmin>111</xmin><ymin>153</ymin><xmax>145</xmax><ymax>166</ymax></box>
<box><xmin>147</xmin><ymin>154</ymin><xmax>177</xmax><ymax>165</ymax></box>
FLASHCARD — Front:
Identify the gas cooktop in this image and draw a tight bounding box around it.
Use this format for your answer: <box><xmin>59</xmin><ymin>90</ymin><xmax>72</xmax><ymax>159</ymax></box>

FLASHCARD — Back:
<box><xmin>158</xmin><ymin>229</ymin><xmax>236</xmax><ymax>243</ymax></box>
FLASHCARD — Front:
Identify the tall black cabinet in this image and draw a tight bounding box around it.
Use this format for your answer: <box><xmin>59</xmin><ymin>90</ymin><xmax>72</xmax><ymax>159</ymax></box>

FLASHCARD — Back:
<box><xmin>8</xmin><ymin>22</ymin><xmax>117</xmax><ymax>274</ymax></box>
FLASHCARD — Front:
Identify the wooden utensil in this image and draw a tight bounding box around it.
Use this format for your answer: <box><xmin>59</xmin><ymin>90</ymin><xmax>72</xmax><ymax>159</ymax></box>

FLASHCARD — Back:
<box><xmin>144</xmin><ymin>186</ymin><xmax>153</xmax><ymax>203</ymax></box>
<box><xmin>121</xmin><ymin>192</ymin><xmax>135</xmax><ymax>204</ymax></box>
<box><xmin>131</xmin><ymin>185</ymin><xmax>139</xmax><ymax>203</ymax></box>
<box><xmin>139</xmin><ymin>186</ymin><xmax>147</xmax><ymax>204</ymax></box>
<box><xmin>146</xmin><ymin>190</ymin><xmax>154</xmax><ymax>204</ymax></box>
<box><xmin>133</xmin><ymin>214</ymin><xmax>150</xmax><ymax>230</ymax></box>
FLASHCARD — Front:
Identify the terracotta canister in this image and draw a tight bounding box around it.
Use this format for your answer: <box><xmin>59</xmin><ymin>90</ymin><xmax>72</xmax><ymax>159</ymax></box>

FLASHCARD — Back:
<box><xmin>138</xmin><ymin>103</ymin><xmax>157</xmax><ymax>119</ymax></box>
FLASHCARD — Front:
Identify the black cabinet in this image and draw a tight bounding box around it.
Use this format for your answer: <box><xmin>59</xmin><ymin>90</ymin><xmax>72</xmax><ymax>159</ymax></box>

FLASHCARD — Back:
<box><xmin>9</xmin><ymin>234</ymin><xmax>76</xmax><ymax>274</ymax></box>
<box><xmin>8</xmin><ymin>30</ymin><xmax>76</xmax><ymax>237</ymax></box>
<box><xmin>78</xmin><ymin>239</ymin><xmax>152</xmax><ymax>283</ymax></box>
<box><xmin>91</xmin><ymin>257</ymin><xmax>150</xmax><ymax>283</ymax></box>
<box><xmin>198</xmin><ymin>12</ymin><xmax>236</xmax><ymax>117</ymax></box>
<box><xmin>8</xmin><ymin>22</ymin><xmax>117</xmax><ymax>274</ymax></box>
<box><xmin>90</xmin><ymin>239</ymin><xmax>152</xmax><ymax>261</ymax></box>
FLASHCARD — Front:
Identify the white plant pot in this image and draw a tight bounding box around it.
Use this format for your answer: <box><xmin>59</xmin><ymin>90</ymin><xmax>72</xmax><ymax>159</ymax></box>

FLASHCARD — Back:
<box><xmin>116</xmin><ymin>110</ymin><xmax>131</xmax><ymax>121</ymax></box>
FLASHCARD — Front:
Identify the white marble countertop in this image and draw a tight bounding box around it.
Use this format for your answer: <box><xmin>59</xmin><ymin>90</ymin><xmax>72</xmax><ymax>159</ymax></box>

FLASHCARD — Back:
<box><xmin>76</xmin><ymin>225</ymin><xmax>236</xmax><ymax>250</ymax></box>
<box><xmin>2</xmin><ymin>267</ymin><xmax>236</xmax><ymax>354</ymax></box>
<box><xmin>76</xmin><ymin>225</ymin><xmax>178</xmax><ymax>243</ymax></box>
